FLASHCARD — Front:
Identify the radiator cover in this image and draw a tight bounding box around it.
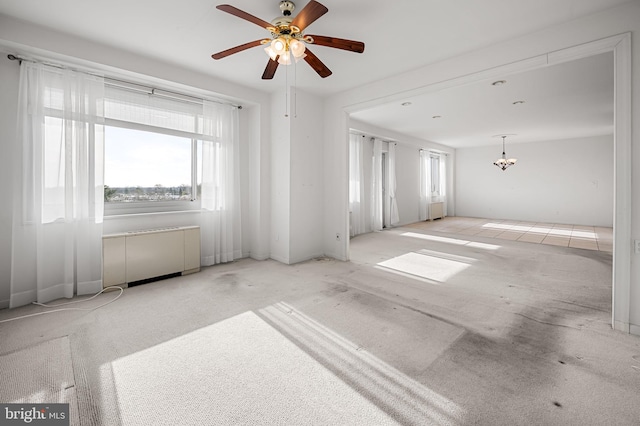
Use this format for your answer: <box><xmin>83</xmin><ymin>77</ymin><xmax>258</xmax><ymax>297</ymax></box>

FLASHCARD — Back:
<box><xmin>429</xmin><ymin>202</ymin><xmax>444</xmax><ymax>220</ymax></box>
<box><xmin>103</xmin><ymin>226</ymin><xmax>200</xmax><ymax>288</ymax></box>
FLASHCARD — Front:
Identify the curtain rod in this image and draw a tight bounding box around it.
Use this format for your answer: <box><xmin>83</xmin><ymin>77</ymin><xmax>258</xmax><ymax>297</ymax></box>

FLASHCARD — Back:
<box><xmin>420</xmin><ymin>149</ymin><xmax>449</xmax><ymax>156</ymax></box>
<box><xmin>350</xmin><ymin>130</ymin><xmax>398</xmax><ymax>144</ymax></box>
<box><xmin>7</xmin><ymin>54</ymin><xmax>242</xmax><ymax>109</ymax></box>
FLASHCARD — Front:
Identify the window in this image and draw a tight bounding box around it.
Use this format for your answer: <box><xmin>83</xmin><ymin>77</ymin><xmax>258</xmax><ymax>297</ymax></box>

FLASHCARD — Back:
<box><xmin>38</xmin><ymin>79</ymin><xmax>233</xmax><ymax>216</ymax></box>
<box><xmin>102</xmin><ymin>83</ymin><xmax>209</xmax><ymax>215</ymax></box>
<box><xmin>104</xmin><ymin>126</ymin><xmax>200</xmax><ymax>204</ymax></box>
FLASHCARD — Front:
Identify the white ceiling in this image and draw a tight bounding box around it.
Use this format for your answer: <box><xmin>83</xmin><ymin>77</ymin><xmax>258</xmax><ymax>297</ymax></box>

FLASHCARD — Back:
<box><xmin>351</xmin><ymin>52</ymin><xmax>614</xmax><ymax>148</ymax></box>
<box><xmin>0</xmin><ymin>0</ymin><xmax>625</xmax><ymax>147</ymax></box>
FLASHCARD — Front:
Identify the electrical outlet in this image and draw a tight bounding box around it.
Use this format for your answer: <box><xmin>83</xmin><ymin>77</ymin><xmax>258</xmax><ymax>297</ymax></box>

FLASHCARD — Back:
<box><xmin>336</xmin><ymin>233</ymin><xmax>341</xmax><ymax>241</ymax></box>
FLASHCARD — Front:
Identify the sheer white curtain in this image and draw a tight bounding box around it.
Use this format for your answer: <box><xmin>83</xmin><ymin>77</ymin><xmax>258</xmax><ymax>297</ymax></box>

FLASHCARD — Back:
<box><xmin>200</xmin><ymin>101</ymin><xmax>242</xmax><ymax>265</ymax></box>
<box><xmin>349</xmin><ymin>133</ymin><xmax>366</xmax><ymax>237</ymax></box>
<box><xmin>11</xmin><ymin>62</ymin><xmax>105</xmax><ymax>307</ymax></box>
<box><xmin>439</xmin><ymin>154</ymin><xmax>448</xmax><ymax>217</ymax></box>
<box><xmin>386</xmin><ymin>143</ymin><xmax>400</xmax><ymax>227</ymax></box>
<box><xmin>370</xmin><ymin>138</ymin><xmax>383</xmax><ymax>231</ymax></box>
<box><xmin>419</xmin><ymin>150</ymin><xmax>431</xmax><ymax>221</ymax></box>
<box><xmin>105</xmin><ymin>83</ymin><xmax>202</xmax><ymax>133</ymax></box>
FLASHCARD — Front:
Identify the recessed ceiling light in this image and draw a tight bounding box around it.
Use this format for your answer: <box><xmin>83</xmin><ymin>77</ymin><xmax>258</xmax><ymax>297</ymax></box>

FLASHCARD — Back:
<box><xmin>512</xmin><ymin>100</ymin><xmax>525</xmax><ymax>105</ymax></box>
<box><xmin>401</xmin><ymin>102</ymin><xmax>412</xmax><ymax>106</ymax></box>
<box><xmin>432</xmin><ymin>115</ymin><xmax>442</xmax><ymax>119</ymax></box>
<box><xmin>492</xmin><ymin>80</ymin><xmax>506</xmax><ymax>86</ymax></box>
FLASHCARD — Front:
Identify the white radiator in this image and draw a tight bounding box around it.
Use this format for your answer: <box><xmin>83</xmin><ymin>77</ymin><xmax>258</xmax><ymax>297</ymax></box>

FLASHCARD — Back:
<box><xmin>103</xmin><ymin>226</ymin><xmax>200</xmax><ymax>288</ymax></box>
<box><xmin>429</xmin><ymin>202</ymin><xmax>444</xmax><ymax>221</ymax></box>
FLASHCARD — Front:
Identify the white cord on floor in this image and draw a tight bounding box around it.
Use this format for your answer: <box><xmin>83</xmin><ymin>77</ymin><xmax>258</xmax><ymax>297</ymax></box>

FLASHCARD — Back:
<box><xmin>0</xmin><ymin>286</ymin><xmax>124</xmax><ymax>324</ymax></box>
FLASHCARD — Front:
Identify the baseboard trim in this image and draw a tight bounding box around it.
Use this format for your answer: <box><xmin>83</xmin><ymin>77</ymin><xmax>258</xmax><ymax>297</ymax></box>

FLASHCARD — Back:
<box><xmin>270</xmin><ymin>254</ymin><xmax>290</xmax><ymax>265</ymax></box>
<box><xmin>78</xmin><ymin>280</ymin><xmax>102</xmax><ymax>296</ymax></box>
<box><xmin>249</xmin><ymin>252</ymin><xmax>270</xmax><ymax>261</ymax></box>
<box><xmin>288</xmin><ymin>253</ymin><xmax>326</xmax><ymax>265</ymax></box>
<box><xmin>9</xmin><ymin>289</ymin><xmax>37</xmax><ymax>308</ymax></box>
<box><xmin>613</xmin><ymin>320</ymin><xmax>630</xmax><ymax>333</ymax></box>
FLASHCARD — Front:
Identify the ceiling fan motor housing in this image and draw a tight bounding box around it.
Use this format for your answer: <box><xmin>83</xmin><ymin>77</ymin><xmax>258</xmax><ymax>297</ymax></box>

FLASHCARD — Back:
<box><xmin>271</xmin><ymin>16</ymin><xmax>293</xmax><ymax>29</ymax></box>
<box><xmin>279</xmin><ymin>1</ymin><xmax>295</xmax><ymax>16</ymax></box>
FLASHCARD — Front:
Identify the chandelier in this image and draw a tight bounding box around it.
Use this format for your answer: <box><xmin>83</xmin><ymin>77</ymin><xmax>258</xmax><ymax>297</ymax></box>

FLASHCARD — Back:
<box><xmin>493</xmin><ymin>135</ymin><xmax>517</xmax><ymax>170</ymax></box>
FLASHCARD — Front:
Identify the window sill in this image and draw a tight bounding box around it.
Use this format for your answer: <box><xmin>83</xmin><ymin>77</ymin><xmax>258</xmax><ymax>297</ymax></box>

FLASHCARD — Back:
<box><xmin>104</xmin><ymin>209</ymin><xmax>201</xmax><ymax>220</ymax></box>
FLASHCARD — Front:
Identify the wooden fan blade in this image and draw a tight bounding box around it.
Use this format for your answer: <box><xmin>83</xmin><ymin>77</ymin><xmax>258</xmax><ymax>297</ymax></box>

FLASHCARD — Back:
<box><xmin>291</xmin><ymin>0</ymin><xmax>328</xmax><ymax>31</ymax></box>
<box><xmin>212</xmin><ymin>39</ymin><xmax>264</xmax><ymax>60</ymax></box>
<box><xmin>216</xmin><ymin>4</ymin><xmax>273</xmax><ymax>29</ymax></box>
<box><xmin>262</xmin><ymin>57</ymin><xmax>280</xmax><ymax>79</ymax></box>
<box><xmin>306</xmin><ymin>35</ymin><xmax>365</xmax><ymax>53</ymax></box>
<box><xmin>303</xmin><ymin>48</ymin><xmax>332</xmax><ymax>78</ymax></box>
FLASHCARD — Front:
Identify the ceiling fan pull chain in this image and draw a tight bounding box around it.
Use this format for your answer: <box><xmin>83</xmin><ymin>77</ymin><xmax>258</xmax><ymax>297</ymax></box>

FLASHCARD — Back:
<box><xmin>293</xmin><ymin>58</ymin><xmax>298</xmax><ymax>118</ymax></box>
<box><xmin>284</xmin><ymin>59</ymin><xmax>289</xmax><ymax>117</ymax></box>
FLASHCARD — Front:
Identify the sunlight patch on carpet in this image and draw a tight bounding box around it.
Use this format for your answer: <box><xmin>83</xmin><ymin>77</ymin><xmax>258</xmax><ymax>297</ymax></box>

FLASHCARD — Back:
<box><xmin>401</xmin><ymin>232</ymin><xmax>501</xmax><ymax>250</ymax></box>
<box><xmin>110</xmin><ymin>311</ymin><xmax>400</xmax><ymax>425</ymax></box>
<box><xmin>377</xmin><ymin>251</ymin><xmax>472</xmax><ymax>283</ymax></box>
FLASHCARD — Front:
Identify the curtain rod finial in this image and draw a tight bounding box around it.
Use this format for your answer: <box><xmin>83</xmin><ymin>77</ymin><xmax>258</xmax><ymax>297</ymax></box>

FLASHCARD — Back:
<box><xmin>7</xmin><ymin>54</ymin><xmax>22</xmax><ymax>64</ymax></box>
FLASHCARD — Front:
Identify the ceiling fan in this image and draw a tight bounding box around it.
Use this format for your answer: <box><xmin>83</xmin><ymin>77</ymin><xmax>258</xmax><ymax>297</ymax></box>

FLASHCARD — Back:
<box><xmin>211</xmin><ymin>0</ymin><xmax>365</xmax><ymax>79</ymax></box>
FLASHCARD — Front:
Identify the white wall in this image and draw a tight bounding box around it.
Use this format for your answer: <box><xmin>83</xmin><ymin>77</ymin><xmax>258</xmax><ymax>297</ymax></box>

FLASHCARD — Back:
<box><xmin>456</xmin><ymin>135</ymin><xmax>613</xmax><ymax>226</ymax></box>
<box><xmin>0</xmin><ymin>50</ymin><xmax>19</xmax><ymax>308</ymax></box>
<box><xmin>237</xmin><ymin>106</ymin><xmax>252</xmax><ymax>257</ymax></box>
<box><xmin>246</xmin><ymin>104</ymin><xmax>271</xmax><ymax>260</ymax></box>
<box><xmin>290</xmin><ymin>90</ymin><xmax>324</xmax><ymax>263</ymax></box>
<box><xmin>394</xmin><ymin>143</ymin><xmax>420</xmax><ymax>227</ymax></box>
<box><xmin>270</xmin><ymin>89</ymin><xmax>325</xmax><ymax>264</ymax></box>
<box><xmin>269</xmin><ymin>91</ymin><xmax>291</xmax><ymax>264</ymax></box>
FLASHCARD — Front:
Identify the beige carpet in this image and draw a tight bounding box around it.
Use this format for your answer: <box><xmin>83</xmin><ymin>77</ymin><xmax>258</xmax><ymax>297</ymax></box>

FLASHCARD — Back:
<box><xmin>0</xmin><ymin>221</ymin><xmax>639</xmax><ymax>425</ymax></box>
<box><xmin>0</xmin><ymin>336</ymin><xmax>79</xmax><ymax>425</ymax></box>
<box><xmin>260</xmin><ymin>302</ymin><xmax>464</xmax><ymax>425</ymax></box>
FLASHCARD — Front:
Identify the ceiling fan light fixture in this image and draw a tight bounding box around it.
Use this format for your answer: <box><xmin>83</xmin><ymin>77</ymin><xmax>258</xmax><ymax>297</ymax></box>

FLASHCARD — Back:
<box><xmin>271</xmin><ymin>37</ymin><xmax>287</xmax><ymax>55</ymax></box>
<box><xmin>277</xmin><ymin>51</ymin><xmax>292</xmax><ymax>65</ymax></box>
<box><xmin>264</xmin><ymin>45</ymin><xmax>278</xmax><ymax>61</ymax></box>
<box><xmin>290</xmin><ymin>38</ymin><xmax>306</xmax><ymax>58</ymax></box>
<box><xmin>293</xmin><ymin>52</ymin><xmax>306</xmax><ymax>63</ymax></box>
